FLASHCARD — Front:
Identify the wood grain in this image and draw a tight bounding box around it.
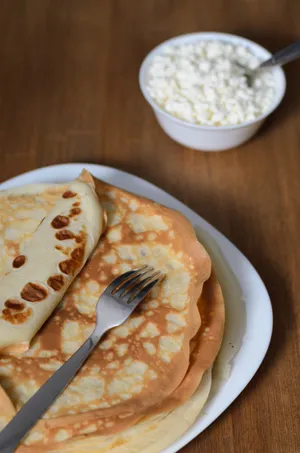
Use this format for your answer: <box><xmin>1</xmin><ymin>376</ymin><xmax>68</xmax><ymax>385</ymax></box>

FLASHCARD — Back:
<box><xmin>0</xmin><ymin>1</ymin><xmax>300</xmax><ymax>452</ymax></box>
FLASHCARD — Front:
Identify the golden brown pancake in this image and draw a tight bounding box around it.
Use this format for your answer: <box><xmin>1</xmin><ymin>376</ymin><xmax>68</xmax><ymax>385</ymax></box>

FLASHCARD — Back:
<box><xmin>0</xmin><ymin>173</ymin><xmax>216</xmax><ymax>451</ymax></box>
<box><xmin>15</xmin><ymin>269</ymin><xmax>224</xmax><ymax>453</ymax></box>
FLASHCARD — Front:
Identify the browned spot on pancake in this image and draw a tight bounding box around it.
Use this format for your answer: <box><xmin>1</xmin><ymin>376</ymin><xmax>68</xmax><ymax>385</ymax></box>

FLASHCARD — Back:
<box><xmin>73</xmin><ymin>201</ymin><xmax>80</xmax><ymax>207</ymax></box>
<box><xmin>111</xmin><ymin>439</ymin><xmax>127</xmax><ymax>448</ymax></box>
<box><xmin>75</xmin><ymin>235</ymin><xmax>83</xmax><ymax>243</ymax></box>
<box><xmin>4</xmin><ymin>299</ymin><xmax>25</xmax><ymax>310</ymax></box>
<box><xmin>47</xmin><ymin>275</ymin><xmax>65</xmax><ymax>291</ymax></box>
<box><xmin>2</xmin><ymin>307</ymin><xmax>32</xmax><ymax>324</ymax></box>
<box><xmin>56</xmin><ymin>230</ymin><xmax>75</xmax><ymax>241</ymax></box>
<box><xmin>21</xmin><ymin>283</ymin><xmax>48</xmax><ymax>302</ymax></box>
<box><xmin>12</xmin><ymin>255</ymin><xmax>26</xmax><ymax>268</ymax></box>
<box><xmin>2</xmin><ymin>299</ymin><xmax>31</xmax><ymax>325</ymax></box>
<box><xmin>69</xmin><ymin>207</ymin><xmax>81</xmax><ymax>217</ymax></box>
<box><xmin>59</xmin><ymin>261</ymin><xmax>72</xmax><ymax>275</ymax></box>
<box><xmin>56</xmin><ymin>245</ymin><xmax>63</xmax><ymax>251</ymax></box>
<box><xmin>63</xmin><ymin>190</ymin><xmax>77</xmax><ymax>199</ymax></box>
<box><xmin>59</xmin><ymin>245</ymin><xmax>85</xmax><ymax>275</ymax></box>
<box><xmin>51</xmin><ymin>215</ymin><xmax>70</xmax><ymax>229</ymax></box>
<box><xmin>72</xmin><ymin>247</ymin><xmax>84</xmax><ymax>262</ymax></box>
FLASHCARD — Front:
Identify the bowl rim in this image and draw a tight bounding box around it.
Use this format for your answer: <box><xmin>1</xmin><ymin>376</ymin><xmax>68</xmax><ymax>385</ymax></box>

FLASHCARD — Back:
<box><xmin>139</xmin><ymin>32</ymin><xmax>287</xmax><ymax>131</ymax></box>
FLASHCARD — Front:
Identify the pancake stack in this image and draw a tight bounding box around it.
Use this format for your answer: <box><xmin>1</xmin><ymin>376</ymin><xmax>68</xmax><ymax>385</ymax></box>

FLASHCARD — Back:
<box><xmin>0</xmin><ymin>171</ymin><xmax>225</xmax><ymax>453</ymax></box>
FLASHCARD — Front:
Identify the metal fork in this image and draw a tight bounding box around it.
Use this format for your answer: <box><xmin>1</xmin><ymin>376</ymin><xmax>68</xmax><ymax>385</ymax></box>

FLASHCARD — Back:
<box><xmin>238</xmin><ymin>40</ymin><xmax>300</xmax><ymax>87</ymax></box>
<box><xmin>0</xmin><ymin>265</ymin><xmax>164</xmax><ymax>453</ymax></box>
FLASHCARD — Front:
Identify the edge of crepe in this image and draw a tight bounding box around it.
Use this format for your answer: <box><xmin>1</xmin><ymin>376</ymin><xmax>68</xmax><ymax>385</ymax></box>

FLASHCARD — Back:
<box><xmin>48</xmin><ymin>369</ymin><xmax>212</xmax><ymax>453</ymax></box>
<box><xmin>147</xmin><ymin>269</ymin><xmax>225</xmax><ymax>416</ymax></box>
<box><xmin>0</xmin><ymin>167</ymin><xmax>94</xmax><ymax>197</ymax></box>
<box><xmin>194</xmin><ymin>226</ymin><xmax>246</xmax><ymax>389</ymax></box>
<box><xmin>0</xmin><ymin>183</ymin><xmax>61</xmax><ymax>196</ymax></box>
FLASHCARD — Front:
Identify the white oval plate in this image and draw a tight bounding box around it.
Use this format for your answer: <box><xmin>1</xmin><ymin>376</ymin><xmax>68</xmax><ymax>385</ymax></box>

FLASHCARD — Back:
<box><xmin>0</xmin><ymin>164</ymin><xmax>273</xmax><ymax>453</ymax></box>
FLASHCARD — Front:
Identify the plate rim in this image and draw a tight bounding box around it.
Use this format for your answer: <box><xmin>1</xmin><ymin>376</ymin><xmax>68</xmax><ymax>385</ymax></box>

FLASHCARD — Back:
<box><xmin>0</xmin><ymin>163</ymin><xmax>273</xmax><ymax>452</ymax></box>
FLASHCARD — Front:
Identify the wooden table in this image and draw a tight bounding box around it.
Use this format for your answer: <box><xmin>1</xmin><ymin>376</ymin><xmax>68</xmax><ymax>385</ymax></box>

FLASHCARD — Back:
<box><xmin>0</xmin><ymin>1</ymin><xmax>299</xmax><ymax>452</ymax></box>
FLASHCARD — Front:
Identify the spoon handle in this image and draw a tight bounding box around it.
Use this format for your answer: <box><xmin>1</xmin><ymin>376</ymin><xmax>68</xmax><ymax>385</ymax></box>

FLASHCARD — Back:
<box><xmin>260</xmin><ymin>40</ymin><xmax>300</xmax><ymax>69</ymax></box>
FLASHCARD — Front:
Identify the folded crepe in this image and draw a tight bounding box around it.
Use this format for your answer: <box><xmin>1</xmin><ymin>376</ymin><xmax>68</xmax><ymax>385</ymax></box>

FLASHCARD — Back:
<box><xmin>0</xmin><ymin>172</ymin><xmax>225</xmax><ymax>452</ymax></box>
<box><xmin>0</xmin><ymin>174</ymin><xmax>105</xmax><ymax>354</ymax></box>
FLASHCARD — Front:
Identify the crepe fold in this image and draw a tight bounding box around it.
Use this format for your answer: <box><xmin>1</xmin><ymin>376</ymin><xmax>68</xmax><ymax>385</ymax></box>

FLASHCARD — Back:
<box><xmin>0</xmin><ymin>174</ymin><xmax>105</xmax><ymax>354</ymax></box>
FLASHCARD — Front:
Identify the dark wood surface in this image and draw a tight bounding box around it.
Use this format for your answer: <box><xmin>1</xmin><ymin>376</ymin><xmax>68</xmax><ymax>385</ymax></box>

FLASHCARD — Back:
<box><xmin>0</xmin><ymin>1</ymin><xmax>299</xmax><ymax>452</ymax></box>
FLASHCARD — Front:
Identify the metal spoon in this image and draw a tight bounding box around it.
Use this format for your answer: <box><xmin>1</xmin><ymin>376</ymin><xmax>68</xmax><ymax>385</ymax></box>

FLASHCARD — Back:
<box><xmin>241</xmin><ymin>40</ymin><xmax>300</xmax><ymax>87</ymax></box>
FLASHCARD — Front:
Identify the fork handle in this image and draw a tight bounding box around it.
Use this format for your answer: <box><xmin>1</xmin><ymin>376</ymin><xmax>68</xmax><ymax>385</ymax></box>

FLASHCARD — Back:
<box><xmin>260</xmin><ymin>40</ymin><xmax>300</xmax><ymax>69</ymax></box>
<box><xmin>0</xmin><ymin>329</ymin><xmax>105</xmax><ymax>453</ymax></box>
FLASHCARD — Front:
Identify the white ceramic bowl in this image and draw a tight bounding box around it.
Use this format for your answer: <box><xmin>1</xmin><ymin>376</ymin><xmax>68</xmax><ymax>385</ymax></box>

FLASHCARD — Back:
<box><xmin>139</xmin><ymin>32</ymin><xmax>286</xmax><ymax>152</ymax></box>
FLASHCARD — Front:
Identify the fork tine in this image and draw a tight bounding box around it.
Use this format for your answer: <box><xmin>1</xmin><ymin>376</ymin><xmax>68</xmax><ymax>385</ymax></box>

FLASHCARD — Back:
<box><xmin>104</xmin><ymin>265</ymin><xmax>149</xmax><ymax>295</ymax></box>
<box><xmin>113</xmin><ymin>266</ymin><xmax>154</xmax><ymax>298</ymax></box>
<box><xmin>122</xmin><ymin>271</ymin><xmax>165</xmax><ymax>304</ymax></box>
<box><xmin>129</xmin><ymin>274</ymin><xmax>165</xmax><ymax>306</ymax></box>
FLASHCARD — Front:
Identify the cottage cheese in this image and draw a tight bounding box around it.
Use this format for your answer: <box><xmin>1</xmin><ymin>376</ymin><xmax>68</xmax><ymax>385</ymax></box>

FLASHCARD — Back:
<box><xmin>146</xmin><ymin>41</ymin><xmax>276</xmax><ymax>126</ymax></box>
